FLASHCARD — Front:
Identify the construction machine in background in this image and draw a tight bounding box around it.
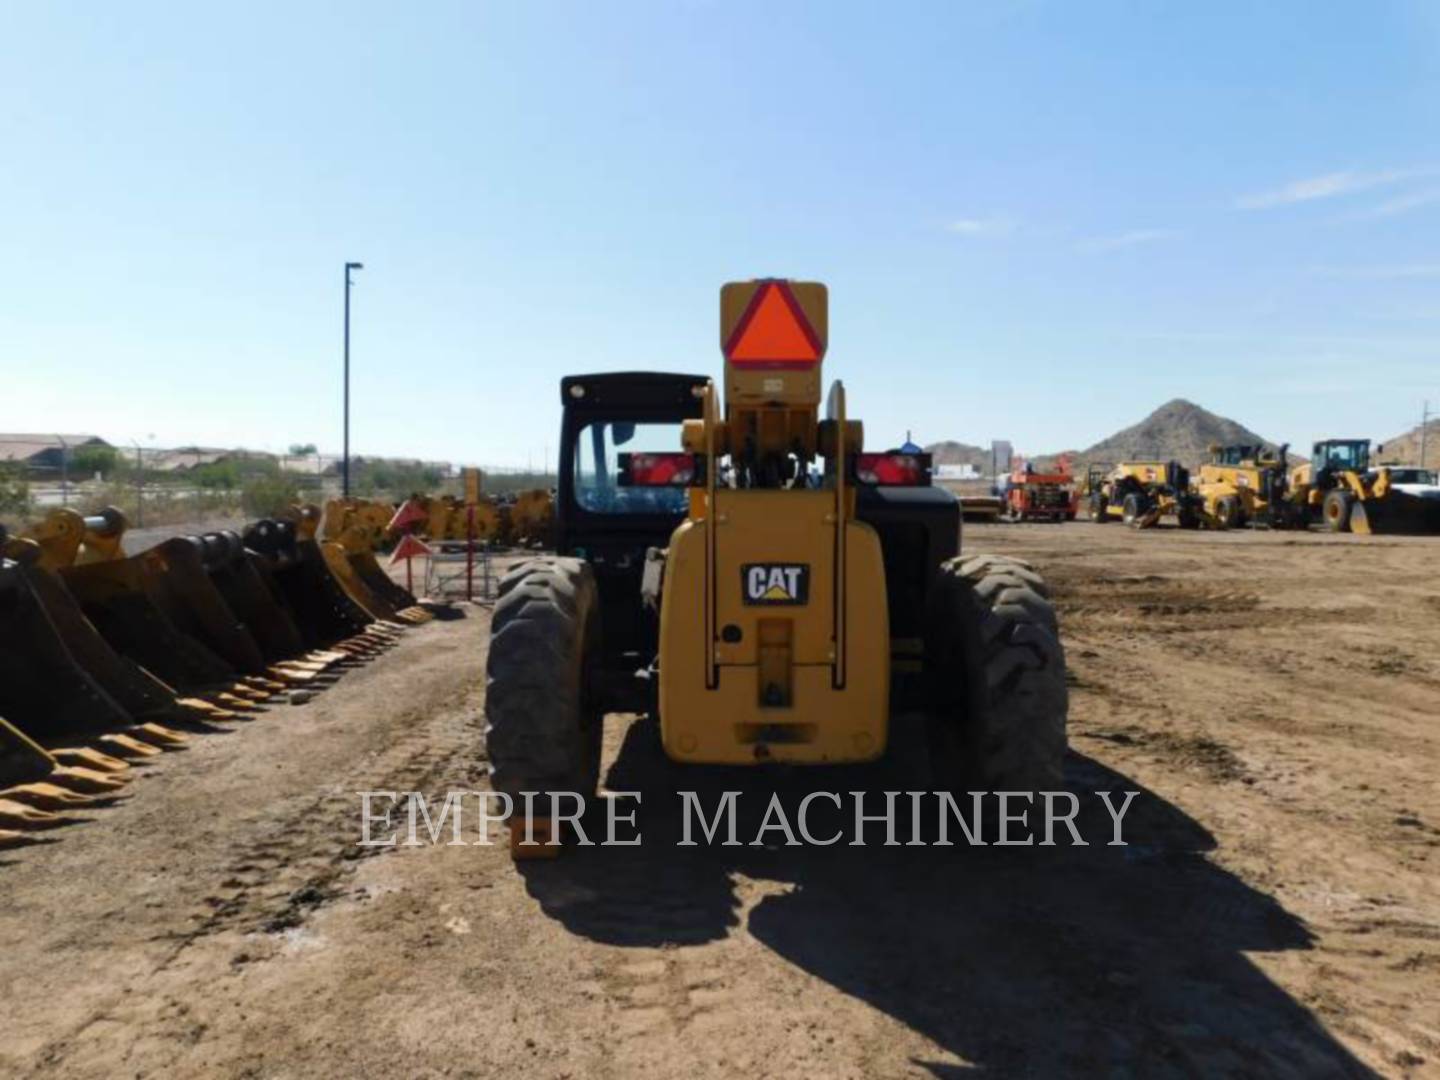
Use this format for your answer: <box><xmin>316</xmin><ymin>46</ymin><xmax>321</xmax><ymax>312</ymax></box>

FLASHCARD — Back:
<box><xmin>485</xmin><ymin>279</ymin><xmax>1067</xmax><ymax>853</ymax></box>
<box><xmin>1194</xmin><ymin>443</ymin><xmax>1302</xmax><ymax>529</ymax></box>
<box><xmin>1288</xmin><ymin>439</ymin><xmax>1440</xmax><ymax>535</ymax></box>
<box><xmin>1085</xmin><ymin>460</ymin><xmax>1208</xmax><ymax>529</ymax></box>
<box><xmin>1002</xmin><ymin>459</ymin><xmax>1078</xmax><ymax>522</ymax></box>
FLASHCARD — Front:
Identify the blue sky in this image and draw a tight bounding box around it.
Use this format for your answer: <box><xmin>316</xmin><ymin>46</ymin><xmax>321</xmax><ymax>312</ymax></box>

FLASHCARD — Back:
<box><xmin>2</xmin><ymin>1</ymin><xmax>1437</xmax><ymax>466</ymax></box>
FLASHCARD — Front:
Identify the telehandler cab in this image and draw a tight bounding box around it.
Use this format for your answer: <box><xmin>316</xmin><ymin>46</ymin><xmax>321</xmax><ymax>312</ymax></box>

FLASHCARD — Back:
<box><xmin>484</xmin><ymin>280</ymin><xmax>1067</xmax><ymax>850</ymax></box>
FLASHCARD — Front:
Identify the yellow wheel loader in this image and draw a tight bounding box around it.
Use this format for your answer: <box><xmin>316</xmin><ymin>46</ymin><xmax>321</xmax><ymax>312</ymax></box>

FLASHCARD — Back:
<box><xmin>485</xmin><ymin>280</ymin><xmax>1067</xmax><ymax>849</ymax></box>
<box><xmin>1194</xmin><ymin>443</ymin><xmax>1302</xmax><ymax>529</ymax></box>
<box><xmin>1290</xmin><ymin>439</ymin><xmax>1440</xmax><ymax>535</ymax></box>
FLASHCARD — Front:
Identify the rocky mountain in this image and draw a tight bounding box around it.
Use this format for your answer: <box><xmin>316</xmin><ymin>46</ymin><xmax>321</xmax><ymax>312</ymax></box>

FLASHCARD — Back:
<box><xmin>1379</xmin><ymin>418</ymin><xmax>1440</xmax><ymax>470</ymax></box>
<box><xmin>927</xmin><ymin>399</ymin><xmax>1288</xmax><ymax>476</ymax></box>
<box><xmin>1075</xmin><ymin>399</ymin><xmax>1279</xmax><ymax>470</ymax></box>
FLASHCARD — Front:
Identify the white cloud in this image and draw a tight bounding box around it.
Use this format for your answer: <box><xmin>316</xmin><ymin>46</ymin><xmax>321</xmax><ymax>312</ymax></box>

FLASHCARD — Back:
<box><xmin>1354</xmin><ymin>187</ymin><xmax>1440</xmax><ymax>219</ymax></box>
<box><xmin>1236</xmin><ymin>168</ymin><xmax>1418</xmax><ymax>210</ymax></box>
<box><xmin>1077</xmin><ymin>229</ymin><xmax>1178</xmax><ymax>253</ymax></box>
<box><xmin>943</xmin><ymin>216</ymin><xmax>1017</xmax><ymax>237</ymax></box>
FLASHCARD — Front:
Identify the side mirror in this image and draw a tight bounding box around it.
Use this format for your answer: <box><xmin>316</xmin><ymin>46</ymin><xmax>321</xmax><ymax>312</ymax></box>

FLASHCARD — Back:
<box><xmin>612</xmin><ymin>422</ymin><xmax>637</xmax><ymax>446</ymax></box>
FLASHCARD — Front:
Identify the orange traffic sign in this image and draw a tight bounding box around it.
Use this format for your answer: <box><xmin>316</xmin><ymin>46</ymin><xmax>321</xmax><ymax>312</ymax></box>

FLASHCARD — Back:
<box><xmin>721</xmin><ymin>280</ymin><xmax>827</xmax><ymax>368</ymax></box>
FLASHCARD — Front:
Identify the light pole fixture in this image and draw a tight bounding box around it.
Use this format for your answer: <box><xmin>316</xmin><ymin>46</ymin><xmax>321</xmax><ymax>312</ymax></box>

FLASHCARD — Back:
<box><xmin>343</xmin><ymin>261</ymin><xmax>364</xmax><ymax>498</ymax></box>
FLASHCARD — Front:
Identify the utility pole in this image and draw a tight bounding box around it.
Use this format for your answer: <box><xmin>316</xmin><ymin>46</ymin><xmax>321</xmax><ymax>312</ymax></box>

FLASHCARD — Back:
<box><xmin>1421</xmin><ymin>400</ymin><xmax>1432</xmax><ymax>471</ymax></box>
<box><xmin>131</xmin><ymin>439</ymin><xmax>144</xmax><ymax>527</ymax></box>
<box><xmin>343</xmin><ymin>261</ymin><xmax>364</xmax><ymax>498</ymax></box>
<box><xmin>58</xmin><ymin>435</ymin><xmax>69</xmax><ymax>507</ymax></box>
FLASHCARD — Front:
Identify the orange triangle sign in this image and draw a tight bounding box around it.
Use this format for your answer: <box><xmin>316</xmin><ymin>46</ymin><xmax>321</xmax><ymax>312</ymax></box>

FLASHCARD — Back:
<box><xmin>390</xmin><ymin>533</ymin><xmax>433</xmax><ymax>564</ymax></box>
<box><xmin>724</xmin><ymin>281</ymin><xmax>823</xmax><ymax>367</ymax></box>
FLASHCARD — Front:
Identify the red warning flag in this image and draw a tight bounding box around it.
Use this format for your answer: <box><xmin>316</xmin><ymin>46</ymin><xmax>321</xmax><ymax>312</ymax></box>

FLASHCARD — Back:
<box><xmin>389</xmin><ymin>533</ymin><xmax>433</xmax><ymax>565</ymax></box>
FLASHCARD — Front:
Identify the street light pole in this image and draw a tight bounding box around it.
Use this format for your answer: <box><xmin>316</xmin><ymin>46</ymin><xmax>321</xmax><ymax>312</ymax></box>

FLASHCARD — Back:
<box><xmin>343</xmin><ymin>261</ymin><xmax>364</xmax><ymax>498</ymax></box>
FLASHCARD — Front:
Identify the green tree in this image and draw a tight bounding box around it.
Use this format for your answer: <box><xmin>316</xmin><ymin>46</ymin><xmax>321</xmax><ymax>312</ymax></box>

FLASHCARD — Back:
<box><xmin>241</xmin><ymin>474</ymin><xmax>301</xmax><ymax>517</ymax></box>
<box><xmin>0</xmin><ymin>461</ymin><xmax>30</xmax><ymax>518</ymax></box>
<box><xmin>288</xmin><ymin>442</ymin><xmax>318</xmax><ymax>456</ymax></box>
<box><xmin>71</xmin><ymin>444</ymin><xmax>120</xmax><ymax>478</ymax></box>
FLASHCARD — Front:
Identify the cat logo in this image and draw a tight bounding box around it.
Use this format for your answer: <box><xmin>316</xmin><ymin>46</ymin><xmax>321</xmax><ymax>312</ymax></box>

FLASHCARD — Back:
<box><xmin>741</xmin><ymin>563</ymin><xmax>809</xmax><ymax>605</ymax></box>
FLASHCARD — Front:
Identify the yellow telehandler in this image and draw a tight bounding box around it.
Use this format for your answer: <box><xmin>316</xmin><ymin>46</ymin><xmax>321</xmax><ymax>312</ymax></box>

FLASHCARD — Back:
<box><xmin>485</xmin><ymin>279</ymin><xmax>1067</xmax><ymax>850</ymax></box>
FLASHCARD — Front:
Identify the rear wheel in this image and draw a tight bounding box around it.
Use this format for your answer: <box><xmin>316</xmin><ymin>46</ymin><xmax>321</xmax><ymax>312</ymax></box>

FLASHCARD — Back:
<box><xmin>485</xmin><ymin>558</ymin><xmax>603</xmax><ymax>807</ymax></box>
<box><xmin>1090</xmin><ymin>492</ymin><xmax>1108</xmax><ymax>522</ymax></box>
<box><xmin>1215</xmin><ymin>495</ymin><xmax>1242</xmax><ymax>529</ymax></box>
<box><xmin>1121</xmin><ymin>492</ymin><xmax>1146</xmax><ymax>525</ymax></box>
<box><xmin>925</xmin><ymin>554</ymin><xmax>1067</xmax><ymax>796</ymax></box>
<box><xmin>1322</xmin><ymin>490</ymin><xmax>1354</xmax><ymax>533</ymax></box>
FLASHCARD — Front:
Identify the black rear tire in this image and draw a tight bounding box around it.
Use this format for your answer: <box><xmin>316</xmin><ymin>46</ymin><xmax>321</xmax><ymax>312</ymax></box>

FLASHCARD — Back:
<box><xmin>1090</xmin><ymin>492</ymin><xmax>1108</xmax><ymax>522</ymax></box>
<box><xmin>925</xmin><ymin>554</ymin><xmax>1067</xmax><ymax>795</ymax></box>
<box><xmin>1121</xmin><ymin>492</ymin><xmax>1146</xmax><ymax>525</ymax></box>
<box><xmin>485</xmin><ymin>558</ymin><xmax>603</xmax><ymax>805</ymax></box>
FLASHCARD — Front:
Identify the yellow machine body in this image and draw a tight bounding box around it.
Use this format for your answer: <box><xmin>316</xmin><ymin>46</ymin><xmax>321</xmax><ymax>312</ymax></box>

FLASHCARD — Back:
<box><xmin>656</xmin><ymin>279</ymin><xmax>890</xmax><ymax>765</ymax></box>
<box><xmin>657</xmin><ymin>489</ymin><xmax>889</xmax><ymax>764</ymax></box>
<box><xmin>1091</xmin><ymin>462</ymin><xmax>1168</xmax><ymax>520</ymax></box>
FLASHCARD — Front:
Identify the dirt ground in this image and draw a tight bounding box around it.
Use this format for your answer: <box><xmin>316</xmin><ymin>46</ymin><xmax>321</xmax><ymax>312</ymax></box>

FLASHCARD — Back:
<box><xmin>2</xmin><ymin>523</ymin><xmax>1438</xmax><ymax>1078</ymax></box>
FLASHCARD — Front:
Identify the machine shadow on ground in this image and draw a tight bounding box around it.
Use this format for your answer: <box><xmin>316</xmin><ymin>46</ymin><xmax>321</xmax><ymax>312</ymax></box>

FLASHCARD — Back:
<box><xmin>519</xmin><ymin>716</ymin><xmax>1374</xmax><ymax>1076</ymax></box>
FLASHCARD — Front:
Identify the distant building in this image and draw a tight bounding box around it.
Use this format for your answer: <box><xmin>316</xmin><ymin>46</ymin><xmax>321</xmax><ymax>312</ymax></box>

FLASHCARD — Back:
<box><xmin>146</xmin><ymin>447</ymin><xmax>237</xmax><ymax>472</ymax></box>
<box><xmin>934</xmin><ymin>463</ymin><xmax>980</xmax><ymax>481</ymax></box>
<box><xmin>0</xmin><ymin>434</ymin><xmax>112</xmax><ymax>474</ymax></box>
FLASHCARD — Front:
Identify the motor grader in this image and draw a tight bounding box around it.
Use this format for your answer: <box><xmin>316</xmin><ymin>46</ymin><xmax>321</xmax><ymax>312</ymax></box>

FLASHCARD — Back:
<box><xmin>1289</xmin><ymin>438</ymin><xmax>1440</xmax><ymax>534</ymax></box>
<box><xmin>485</xmin><ymin>279</ymin><xmax>1067</xmax><ymax>850</ymax></box>
<box><xmin>1085</xmin><ymin>460</ymin><xmax>1205</xmax><ymax>528</ymax></box>
<box><xmin>1194</xmin><ymin>443</ymin><xmax>1301</xmax><ymax>529</ymax></box>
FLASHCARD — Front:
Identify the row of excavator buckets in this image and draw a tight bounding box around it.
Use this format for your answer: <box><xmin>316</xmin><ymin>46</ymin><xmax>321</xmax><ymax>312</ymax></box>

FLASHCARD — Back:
<box><xmin>0</xmin><ymin>502</ymin><xmax>447</xmax><ymax>850</ymax></box>
<box><xmin>350</xmin><ymin>491</ymin><xmax>554</xmax><ymax>547</ymax></box>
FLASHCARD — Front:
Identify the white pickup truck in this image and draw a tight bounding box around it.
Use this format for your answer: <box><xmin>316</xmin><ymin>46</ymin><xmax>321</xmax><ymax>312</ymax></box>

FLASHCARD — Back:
<box><xmin>1371</xmin><ymin>466</ymin><xmax>1440</xmax><ymax>499</ymax></box>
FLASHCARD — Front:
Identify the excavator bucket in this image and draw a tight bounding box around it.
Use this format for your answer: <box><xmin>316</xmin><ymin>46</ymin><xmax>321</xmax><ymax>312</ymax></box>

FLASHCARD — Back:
<box><xmin>1350</xmin><ymin>492</ymin><xmax>1440</xmax><ymax>536</ymax></box>
<box><xmin>320</xmin><ymin>541</ymin><xmax>412</xmax><ymax>622</ymax></box>
<box><xmin>318</xmin><ymin>499</ymin><xmax>430</xmax><ymax>623</ymax></box>
<box><xmin>242</xmin><ymin>517</ymin><xmax>375</xmax><ymax>647</ymax></box>
<box><xmin>2</xmin><ymin>537</ymin><xmax>182</xmax><ymax>723</ymax></box>
<box><xmin>61</xmin><ymin>549</ymin><xmax>240</xmax><ymax>691</ymax></box>
<box><xmin>0</xmin><ymin>550</ymin><xmax>139</xmax><ymax>737</ymax></box>
<box><xmin>350</xmin><ymin>546</ymin><xmax>423</xmax><ymax>612</ymax></box>
<box><xmin>141</xmin><ymin>536</ymin><xmax>270</xmax><ymax>676</ymax></box>
<box><xmin>192</xmin><ymin>530</ymin><xmax>307</xmax><ymax>663</ymax></box>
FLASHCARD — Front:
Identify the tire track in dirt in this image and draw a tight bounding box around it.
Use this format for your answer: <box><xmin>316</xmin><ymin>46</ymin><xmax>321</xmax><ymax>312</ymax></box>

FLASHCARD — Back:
<box><xmin>19</xmin><ymin>616</ymin><xmax>491</xmax><ymax>1078</ymax></box>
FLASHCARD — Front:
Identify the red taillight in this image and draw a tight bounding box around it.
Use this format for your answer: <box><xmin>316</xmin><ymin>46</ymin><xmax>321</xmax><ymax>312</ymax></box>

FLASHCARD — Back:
<box><xmin>854</xmin><ymin>452</ymin><xmax>931</xmax><ymax>486</ymax></box>
<box><xmin>618</xmin><ymin>452</ymin><xmax>699</xmax><ymax>487</ymax></box>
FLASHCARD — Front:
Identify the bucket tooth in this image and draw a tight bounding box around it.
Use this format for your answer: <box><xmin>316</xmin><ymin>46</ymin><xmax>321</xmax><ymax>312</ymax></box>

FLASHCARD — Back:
<box><xmin>212</xmin><ymin>693</ymin><xmax>261</xmax><ymax>712</ymax></box>
<box><xmin>0</xmin><ymin>783</ymin><xmax>105</xmax><ymax>809</ymax></box>
<box><xmin>98</xmin><ymin>733</ymin><xmax>164</xmax><ymax>758</ymax></box>
<box><xmin>175</xmin><ymin>698</ymin><xmax>238</xmax><ymax>721</ymax></box>
<box><xmin>51</xmin><ymin>747</ymin><xmax>131</xmax><ymax>774</ymax></box>
<box><xmin>129</xmin><ymin>722</ymin><xmax>189</xmax><ymax>748</ymax></box>
<box><xmin>49</xmin><ymin>765</ymin><xmax>130</xmax><ymax>794</ymax></box>
<box><xmin>0</xmin><ymin>798</ymin><xmax>71</xmax><ymax>830</ymax></box>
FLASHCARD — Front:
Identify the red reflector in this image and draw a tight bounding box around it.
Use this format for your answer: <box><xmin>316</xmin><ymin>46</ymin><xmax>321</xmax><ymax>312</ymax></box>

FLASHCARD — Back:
<box><xmin>618</xmin><ymin>452</ymin><xmax>697</xmax><ymax>487</ymax></box>
<box><xmin>724</xmin><ymin>280</ymin><xmax>823</xmax><ymax>368</ymax></box>
<box><xmin>855</xmin><ymin>452</ymin><xmax>930</xmax><ymax>486</ymax></box>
